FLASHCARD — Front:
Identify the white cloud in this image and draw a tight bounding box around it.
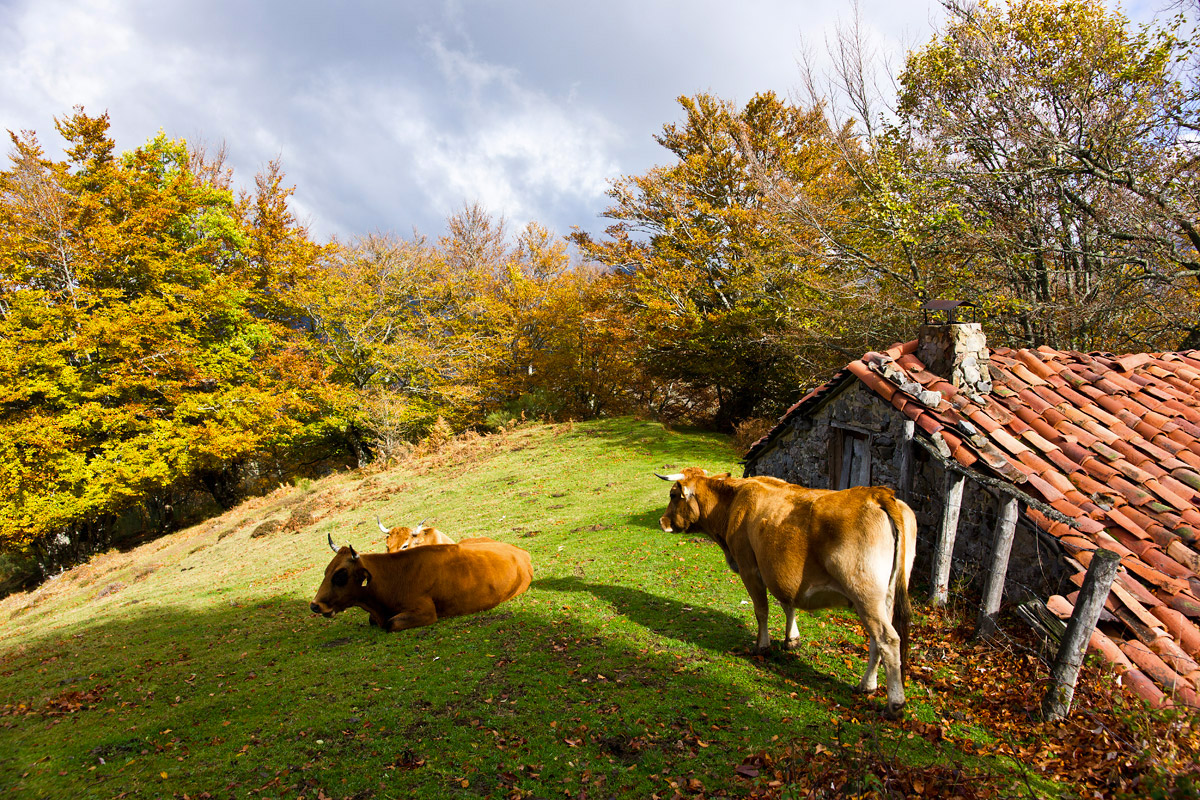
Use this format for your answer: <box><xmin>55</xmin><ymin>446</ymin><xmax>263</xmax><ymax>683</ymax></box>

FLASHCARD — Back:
<box><xmin>7</xmin><ymin>0</ymin><xmax>1157</xmax><ymax>243</ymax></box>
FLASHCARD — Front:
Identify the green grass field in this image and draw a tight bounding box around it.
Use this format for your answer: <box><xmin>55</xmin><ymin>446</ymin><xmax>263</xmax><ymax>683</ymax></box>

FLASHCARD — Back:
<box><xmin>0</xmin><ymin>419</ymin><xmax>1120</xmax><ymax>798</ymax></box>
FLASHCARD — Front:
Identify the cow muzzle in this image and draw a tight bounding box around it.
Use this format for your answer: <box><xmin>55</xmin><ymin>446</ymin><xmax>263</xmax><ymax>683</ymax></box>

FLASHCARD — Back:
<box><xmin>659</xmin><ymin>516</ymin><xmax>674</xmax><ymax>533</ymax></box>
<box><xmin>310</xmin><ymin>602</ymin><xmax>334</xmax><ymax>618</ymax></box>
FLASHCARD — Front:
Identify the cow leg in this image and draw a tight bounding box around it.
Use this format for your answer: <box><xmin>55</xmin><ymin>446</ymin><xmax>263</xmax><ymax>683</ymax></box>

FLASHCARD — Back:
<box><xmin>782</xmin><ymin>605</ymin><xmax>801</xmax><ymax>650</ymax></box>
<box><xmin>384</xmin><ymin>600</ymin><xmax>439</xmax><ymax>632</ymax></box>
<box><xmin>858</xmin><ymin>607</ymin><xmax>905</xmax><ymax>718</ymax></box>
<box><xmin>738</xmin><ymin>571</ymin><xmax>772</xmax><ymax>652</ymax></box>
<box><xmin>858</xmin><ymin>636</ymin><xmax>880</xmax><ymax>693</ymax></box>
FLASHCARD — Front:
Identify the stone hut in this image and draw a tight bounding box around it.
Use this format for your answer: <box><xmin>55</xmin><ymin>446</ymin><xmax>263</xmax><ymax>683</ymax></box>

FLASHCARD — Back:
<box><xmin>742</xmin><ymin>308</ymin><xmax>1200</xmax><ymax>708</ymax></box>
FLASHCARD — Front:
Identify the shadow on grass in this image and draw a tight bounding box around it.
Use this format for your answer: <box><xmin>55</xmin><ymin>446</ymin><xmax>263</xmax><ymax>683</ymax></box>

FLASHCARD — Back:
<box><xmin>622</xmin><ymin>507</ymin><xmax>667</xmax><ymax>532</ymax></box>
<box><xmin>0</xmin><ymin>589</ymin><xmax>889</xmax><ymax>800</ymax></box>
<box><xmin>570</xmin><ymin>418</ymin><xmax>737</xmax><ymax>466</ymax></box>
<box><xmin>533</xmin><ymin>575</ymin><xmax>859</xmax><ymax>708</ymax></box>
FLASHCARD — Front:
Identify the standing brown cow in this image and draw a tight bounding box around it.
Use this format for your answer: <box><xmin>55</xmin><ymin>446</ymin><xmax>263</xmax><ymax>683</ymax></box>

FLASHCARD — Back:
<box><xmin>311</xmin><ymin>534</ymin><xmax>532</xmax><ymax>632</ymax></box>
<box><xmin>656</xmin><ymin>468</ymin><xmax>916</xmax><ymax>718</ymax></box>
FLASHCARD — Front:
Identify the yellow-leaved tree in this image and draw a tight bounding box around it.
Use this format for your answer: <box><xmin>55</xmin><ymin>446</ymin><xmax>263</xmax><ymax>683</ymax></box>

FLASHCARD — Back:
<box><xmin>0</xmin><ymin>109</ymin><xmax>340</xmax><ymax>574</ymax></box>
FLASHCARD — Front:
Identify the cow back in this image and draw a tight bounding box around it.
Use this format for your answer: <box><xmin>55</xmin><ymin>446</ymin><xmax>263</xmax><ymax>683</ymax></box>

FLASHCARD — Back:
<box><xmin>721</xmin><ymin>480</ymin><xmax>908</xmax><ymax>608</ymax></box>
<box><xmin>363</xmin><ymin>541</ymin><xmax>533</xmax><ymax>619</ymax></box>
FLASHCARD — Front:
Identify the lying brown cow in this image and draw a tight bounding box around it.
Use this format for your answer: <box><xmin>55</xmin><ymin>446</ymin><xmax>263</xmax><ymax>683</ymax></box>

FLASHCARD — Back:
<box><xmin>656</xmin><ymin>468</ymin><xmax>916</xmax><ymax>718</ymax></box>
<box><xmin>378</xmin><ymin>516</ymin><xmax>456</xmax><ymax>552</ymax></box>
<box><xmin>311</xmin><ymin>534</ymin><xmax>532</xmax><ymax>632</ymax></box>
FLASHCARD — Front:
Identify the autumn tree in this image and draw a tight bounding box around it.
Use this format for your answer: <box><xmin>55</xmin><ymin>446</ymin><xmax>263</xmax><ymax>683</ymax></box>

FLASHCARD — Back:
<box><xmin>484</xmin><ymin>222</ymin><xmax>645</xmax><ymax>420</ymax></box>
<box><xmin>291</xmin><ymin>230</ymin><xmax>490</xmax><ymax>457</ymax></box>
<box><xmin>296</xmin><ymin>206</ymin><xmax>644</xmax><ymax>457</ymax></box>
<box><xmin>573</xmin><ymin>92</ymin><xmax>868</xmax><ymax>428</ymax></box>
<box><xmin>0</xmin><ymin>109</ymin><xmax>338</xmax><ymax>571</ymax></box>
<box><xmin>896</xmin><ymin>0</ymin><xmax>1200</xmax><ymax>350</ymax></box>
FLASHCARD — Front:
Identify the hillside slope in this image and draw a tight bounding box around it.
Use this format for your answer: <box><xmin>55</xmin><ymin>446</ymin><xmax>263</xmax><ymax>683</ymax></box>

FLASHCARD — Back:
<box><xmin>1</xmin><ymin>419</ymin><xmax>1187</xmax><ymax>799</ymax></box>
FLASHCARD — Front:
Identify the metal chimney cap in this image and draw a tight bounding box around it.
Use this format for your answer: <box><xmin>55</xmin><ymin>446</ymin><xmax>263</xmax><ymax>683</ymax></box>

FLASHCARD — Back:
<box><xmin>920</xmin><ymin>299</ymin><xmax>975</xmax><ymax>312</ymax></box>
<box><xmin>920</xmin><ymin>299</ymin><xmax>976</xmax><ymax>325</ymax></box>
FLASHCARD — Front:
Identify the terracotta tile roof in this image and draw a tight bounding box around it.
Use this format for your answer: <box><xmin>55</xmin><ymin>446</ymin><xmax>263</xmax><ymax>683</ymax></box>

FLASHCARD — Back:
<box><xmin>745</xmin><ymin>341</ymin><xmax>1200</xmax><ymax>709</ymax></box>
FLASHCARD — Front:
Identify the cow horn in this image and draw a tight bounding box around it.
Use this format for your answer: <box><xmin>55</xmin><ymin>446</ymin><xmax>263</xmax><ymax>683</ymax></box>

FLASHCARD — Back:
<box><xmin>348</xmin><ymin>543</ymin><xmax>359</xmax><ymax>560</ymax></box>
<box><xmin>376</xmin><ymin>516</ymin><xmax>390</xmax><ymax>535</ymax></box>
<box><xmin>413</xmin><ymin>518</ymin><xmax>428</xmax><ymax>533</ymax></box>
<box><xmin>327</xmin><ymin>533</ymin><xmax>339</xmax><ymax>553</ymax></box>
<box><xmin>655</xmin><ymin>472</ymin><xmax>686</xmax><ymax>482</ymax></box>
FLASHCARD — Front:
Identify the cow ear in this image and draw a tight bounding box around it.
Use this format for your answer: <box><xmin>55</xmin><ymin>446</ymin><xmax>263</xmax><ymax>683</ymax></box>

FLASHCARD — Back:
<box><xmin>683</xmin><ymin>485</ymin><xmax>695</xmax><ymax>500</ymax></box>
<box><xmin>358</xmin><ymin>567</ymin><xmax>372</xmax><ymax>587</ymax></box>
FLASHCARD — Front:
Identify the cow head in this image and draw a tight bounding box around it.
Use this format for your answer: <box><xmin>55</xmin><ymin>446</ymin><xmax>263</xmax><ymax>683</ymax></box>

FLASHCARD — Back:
<box><xmin>310</xmin><ymin>533</ymin><xmax>373</xmax><ymax>617</ymax></box>
<box><xmin>380</xmin><ymin>517</ymin><xmax>433</xmax><ymax>552</ymax></box>
<box><xmin>655</xmin><ymin>468</ymin><xmax>711</xmax><ymax>533</ymax></box>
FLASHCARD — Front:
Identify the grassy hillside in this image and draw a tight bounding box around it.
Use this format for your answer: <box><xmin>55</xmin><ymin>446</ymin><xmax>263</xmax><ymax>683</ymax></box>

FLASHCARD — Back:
<box><xmin>0</xmin><ymin>419</ymin><xmax>1189</xmax><ymax>799</ymax></box>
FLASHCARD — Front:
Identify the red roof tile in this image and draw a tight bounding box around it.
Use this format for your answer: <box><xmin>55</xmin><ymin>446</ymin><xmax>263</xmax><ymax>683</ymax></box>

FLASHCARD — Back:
<box><xmin>1146</xmin><ymin>478</ymin><xmax>1195</xmax><ymax>512</ymax></box>
<box><xmin>1040</xmin><ymin>469</ymin><xmax>1076</xmax><ymax>496</ymax></box>
<box><xmin>1025</xmin><ymin>474</ymin><xmax>1066</xmax><ymax>504</ymax></box>
<box><xmin>1151</xmin><ymin>606</ymin><xmax>1200</xmax><ymax>658</ymax></box>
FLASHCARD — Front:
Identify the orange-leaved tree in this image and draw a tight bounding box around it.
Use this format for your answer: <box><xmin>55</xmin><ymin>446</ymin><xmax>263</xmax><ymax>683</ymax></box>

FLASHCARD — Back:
<box><xmin>573</xmin><ymin>92</ymin><xmax>867</xmax><ymax>429</ymax></box>
<box><xmin>291</xmin><ymin>205</ymin><xmax>645</xmax><ymax>457</ymax></box>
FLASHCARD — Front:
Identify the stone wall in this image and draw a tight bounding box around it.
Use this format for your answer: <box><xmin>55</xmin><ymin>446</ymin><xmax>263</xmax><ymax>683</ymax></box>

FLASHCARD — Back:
<box><xmin>747</xmin><ymin>381</ymin><xmax>911</xmax><ymax>490</ymax></box>
<box><xmin>745</xmin><ymin>381</ymin><xmax>1069</xmax><ymax>602</ymax></box>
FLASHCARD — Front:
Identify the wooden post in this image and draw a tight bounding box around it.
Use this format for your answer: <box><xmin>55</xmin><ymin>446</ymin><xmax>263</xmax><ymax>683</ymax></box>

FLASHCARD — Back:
<box><xmin>1041</xmin><ymin>549</ymin><xmax>1122</xmax><ymax>721</ymax></box>
<box><xmin>896</xmin><ymin>420</ymin><xmax>915</xmax><ymax>504</ymax></box>
<box><xmin>978</xmin><ymin>495</ymin><xmax>1020</xmax><ymax>638</ymax></box>
<box><xmin>930</xmin><ymin>470</ymin><xmax>966</xmax><ymax>606</ymax></box>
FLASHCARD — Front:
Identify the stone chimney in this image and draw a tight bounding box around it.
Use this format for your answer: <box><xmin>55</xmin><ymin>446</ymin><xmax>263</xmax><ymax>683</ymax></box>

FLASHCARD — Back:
<box><xmin>916</xmin><ymin>300</ymin><xmax>992</xmax><ymax>397</ymax></box>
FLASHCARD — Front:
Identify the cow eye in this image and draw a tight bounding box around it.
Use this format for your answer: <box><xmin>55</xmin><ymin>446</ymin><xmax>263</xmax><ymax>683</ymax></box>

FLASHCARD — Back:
<box><xmin>331</xmin><ymin>568</ymin><xmax>349</xmax><ymax>588</ymax></box>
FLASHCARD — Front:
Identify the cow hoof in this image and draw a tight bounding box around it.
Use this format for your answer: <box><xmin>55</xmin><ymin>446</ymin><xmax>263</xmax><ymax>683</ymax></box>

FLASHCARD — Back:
<box><xmin>883</xmin><ymin>701</ymin><xmax>906</xmax><ymax>721</ymax></box>
<box><xmin>782</xmin><ymin>637</ymin><xmax>801</xmax><ymax>651</ymax></box>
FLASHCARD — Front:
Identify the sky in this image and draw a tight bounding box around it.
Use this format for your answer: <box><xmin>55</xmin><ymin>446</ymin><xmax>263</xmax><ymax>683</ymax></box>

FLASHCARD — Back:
<box><xmin>0</xmin><ymin>0</ymin><xmax>1168</xmax><ymax>244</ymax></box>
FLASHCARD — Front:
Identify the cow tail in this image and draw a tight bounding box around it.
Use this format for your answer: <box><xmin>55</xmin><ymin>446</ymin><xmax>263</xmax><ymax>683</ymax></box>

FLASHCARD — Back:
<box><xmin>881</xmin><ymin>491</ymin><xmax>913</xmax><ymax>679</ymax></box>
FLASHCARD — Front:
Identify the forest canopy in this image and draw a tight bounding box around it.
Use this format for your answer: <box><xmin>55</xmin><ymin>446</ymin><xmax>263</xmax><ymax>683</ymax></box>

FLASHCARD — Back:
<box><xmin>2</xmin><ymin>0</ymin><xmax>1197</xmax><ymax>577</ymax></box>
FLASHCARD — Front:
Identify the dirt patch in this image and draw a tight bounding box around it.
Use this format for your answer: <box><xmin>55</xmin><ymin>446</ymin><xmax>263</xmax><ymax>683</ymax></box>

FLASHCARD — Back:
<box><xmin>597</xmin><ymin>733</ymin><xmax>648</xmax><ymax>765</ymax></box>
<box><xmin>284</xmin><ymin>506</ymin><xmax>317</xmax><ymax>532</ymax></box>
<box><xmin>250</xmin><ymin>520</ymin><xmax>284</xmax><ymax>539</ymax></box>
<box><xmin>95</xmin><ymin>582</ymin><xmax>124</xmax><ymax>599</ymax></box>
<box><xmin>132</xmin><ymin>564</ymin><xmax>158</xmax><ymax>582</ymax></box>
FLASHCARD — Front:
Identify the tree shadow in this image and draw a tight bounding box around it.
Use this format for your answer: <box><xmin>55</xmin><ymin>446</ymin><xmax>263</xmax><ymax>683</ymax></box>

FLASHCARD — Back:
<box><xmin>570</xmin><ymin>418</ymin><xmax>737</xmax><ymax>468</ymax></box>
<box><xmin>0</xmin><ymin>589</ymin><xmax>884</xmax><ymax>800</ymax></box>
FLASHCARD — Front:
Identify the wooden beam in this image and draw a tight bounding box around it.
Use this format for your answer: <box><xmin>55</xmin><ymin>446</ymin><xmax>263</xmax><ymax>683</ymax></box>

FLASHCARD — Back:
<box><xmin>978</xmin><ymin>495</ymin><xmax>1020</xmax><ymax>638</ymax></box>
<box><xmin>930</xmin><ymin>470</ymin><xmax>966</xmax><ymax>607</ymax></box>
<box><xmin>896</xmin><ymin>420</ymin><xmax>915</xmax><ymax>504</ymax></box>
<box><xmin>1041</xmin><ymin>549</ymin><xmax>1122</xmax><ymax>721</ymax></box>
